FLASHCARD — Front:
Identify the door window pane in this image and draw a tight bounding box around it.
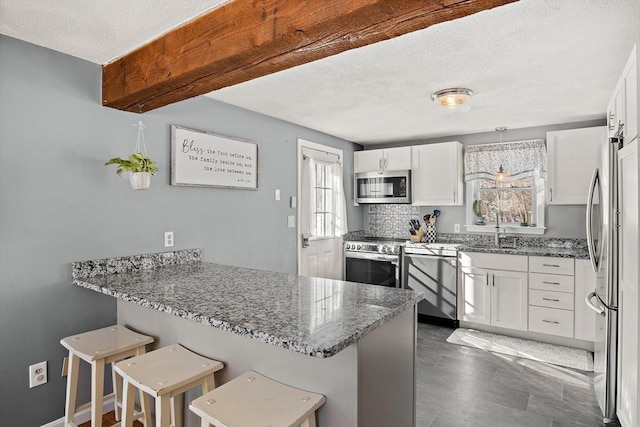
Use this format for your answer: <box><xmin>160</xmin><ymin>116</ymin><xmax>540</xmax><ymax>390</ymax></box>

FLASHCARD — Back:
<box><xmin>312</xmin><ymin>163</ymin><xmax>335</xmax><ymax>237</ymax></box>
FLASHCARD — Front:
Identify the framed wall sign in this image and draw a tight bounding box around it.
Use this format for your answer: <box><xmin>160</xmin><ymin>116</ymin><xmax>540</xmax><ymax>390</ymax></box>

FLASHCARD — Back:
<box><xmin>171</xmin><ymin>125</ymin><xmax>258</xmax><ymax>189</ymax></box>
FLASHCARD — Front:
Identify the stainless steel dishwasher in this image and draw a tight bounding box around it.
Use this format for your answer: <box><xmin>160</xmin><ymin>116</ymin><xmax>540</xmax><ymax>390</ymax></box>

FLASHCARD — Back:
<box><xmin>401</xmin><ymin>242</ymin><xmax>461</xmax><ymax>327</ymax></box>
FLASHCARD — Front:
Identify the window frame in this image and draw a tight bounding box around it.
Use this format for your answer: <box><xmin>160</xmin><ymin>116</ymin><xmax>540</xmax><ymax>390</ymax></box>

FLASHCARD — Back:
<box><xmin>464</xmin><ymin>174</ymin><xmax>546</xmax><ymax>235</ymax></box>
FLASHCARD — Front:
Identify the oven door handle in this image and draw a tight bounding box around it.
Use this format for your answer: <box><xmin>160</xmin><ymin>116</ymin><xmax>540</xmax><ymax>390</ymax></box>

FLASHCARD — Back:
<box><xmin>344</xmin><ymin>252</ymin><xmax>399</xmax><ymax>263</ymax></box>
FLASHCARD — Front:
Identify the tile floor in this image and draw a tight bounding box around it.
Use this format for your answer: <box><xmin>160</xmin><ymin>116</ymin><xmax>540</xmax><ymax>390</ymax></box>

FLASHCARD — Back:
<box><xmin>416</xmin><ymin>323</ymin><xmax>609</xmax><ymax>427</ymax></box>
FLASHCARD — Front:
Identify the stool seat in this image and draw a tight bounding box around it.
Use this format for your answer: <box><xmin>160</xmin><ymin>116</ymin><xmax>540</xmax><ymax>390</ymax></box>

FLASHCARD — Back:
<box><xmin>114</xmin><ymin>344</ymin><xmax>224</xmax><ymax>427</ymax></box>
<box><xmin>190</xmin><ymin>371</ymin><xmax>326</xmax><ymax>427</ymax></box>
<box><xmin>61</xmin><ymin>325</ymin><xmax>154</xmax><ymax>362</ymax></box>
<box><xmin>60</xmin><ymin>325</ymin><xmax>154</xmax><ymax>427</ymax></box>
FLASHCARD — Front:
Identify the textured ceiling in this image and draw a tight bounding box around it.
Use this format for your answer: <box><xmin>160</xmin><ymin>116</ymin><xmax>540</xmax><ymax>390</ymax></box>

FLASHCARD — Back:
<box><xmin>1</xmin><ymin>0</ymin><xmax>639</xmax><ymax>145</ymax></box>
<box><xmin>0</xmin><ymin>0</ymin><xmax>227</xmax><ymax>64</ymax></box>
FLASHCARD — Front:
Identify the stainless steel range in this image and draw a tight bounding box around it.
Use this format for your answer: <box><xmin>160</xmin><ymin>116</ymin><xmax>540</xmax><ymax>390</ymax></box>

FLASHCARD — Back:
<box><xmin>344</xmin><ymin>240</ymin><xmax>403</xmax><ymax>288</ymax></box>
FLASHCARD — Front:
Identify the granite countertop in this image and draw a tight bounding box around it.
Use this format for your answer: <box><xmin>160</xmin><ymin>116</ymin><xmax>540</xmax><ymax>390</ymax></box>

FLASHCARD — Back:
<box><xmin>72</xmin><ymin>250</ymin><xmax>422</xmax><ymax>358</ymax></box>
<box><xmin>345</xmin><ymin>231</ymin><xmax>591</xmax><ymax>259</ymax></box>
<box><xmin>457</xmin><ymin>244</ymin><xmax>590</xmax><ymax>259</ymax></box>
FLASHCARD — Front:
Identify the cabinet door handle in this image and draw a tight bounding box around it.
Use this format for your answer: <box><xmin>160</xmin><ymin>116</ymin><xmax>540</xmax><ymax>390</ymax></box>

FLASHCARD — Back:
<box><xmin>542</xmin><ymin>281</ymin><xmax>560</xmax><ymax>285</ymax></box>
<box><xmin>492</xmin><ymin>274</ymin><xmax>495</xmax><ymax>287</ymax></box>
<box><xmin>549</xmin><ymin>188</ymin><xmax>553</xmax><ymax>202</ymax></box>
<box><xmin>486</xmin><ymin>273</ymin><xmax>489</xmax><ymax>286</ymax></box>
<box><xmin>379</xmin><ymin>159</ymin><xmax>382</xmax><ymax>170</ymax></box>
<box><xmin>453</xmin><ymin>191</ymin><xmax>456</xmax><ymax>203</ymax></box>
<box><xmin>542</xmin><ymin>264</ymin><xmax>560</xmax><ymax>268</ymax></box>
<box><xmin>542</xmin><ymin>297</ymin><xmax>560</xmax><ymax>302</ymax></box>
<box><xmin>542</xmin><ymin>319</ymin><xmax>560</xmax><ymax>325</ymax></box>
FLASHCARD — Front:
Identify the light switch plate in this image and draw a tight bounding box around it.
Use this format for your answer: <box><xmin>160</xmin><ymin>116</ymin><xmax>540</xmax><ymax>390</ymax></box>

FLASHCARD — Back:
<box><xmin>287</xmin><ymin>215</ymin><xmax>295</xmax><ymax>228</ymax></box>
<box><xmin>275</xmin><ymin>189</ymin><xmax>280</xmax><ymax>201</ymax></box>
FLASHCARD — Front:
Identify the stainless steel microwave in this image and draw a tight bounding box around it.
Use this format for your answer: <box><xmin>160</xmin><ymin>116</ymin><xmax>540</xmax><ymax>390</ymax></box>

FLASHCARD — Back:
<box><xmin>355</xmin><ymin>170</ymin><xmax>412</xmax><ymax>204</ymax></box>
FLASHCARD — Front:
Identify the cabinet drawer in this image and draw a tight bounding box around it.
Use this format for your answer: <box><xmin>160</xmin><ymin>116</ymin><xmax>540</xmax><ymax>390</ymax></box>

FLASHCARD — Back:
<box><xmin>528</xmin><ymin>273</ymin><xmax>574</xmax><ymax>293</ymax></box>
<box><xmin>529</xmin><ymin>256</ymin><xmax>574</xmax><ymax>275</ymax></box>
<box><xmin>459</xmin><ymin>252</ymin><xmax>528</xmax><ymax>271</ymax></box>
<box><xmin>529</xmin><ymin>289</ymin><xmax>574</xmax><ymax>310</ymax></box>
<box><xmin>529</xmin><ymin>306</ymin><xmax>574</xmax><ymax>338</ymax></box>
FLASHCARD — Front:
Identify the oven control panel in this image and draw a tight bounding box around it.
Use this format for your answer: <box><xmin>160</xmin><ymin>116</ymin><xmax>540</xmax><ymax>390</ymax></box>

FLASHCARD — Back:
<box><xmin>344</xmin><ymin>241</ymin><xmax>401</xmax><ymax>255</ymax></box>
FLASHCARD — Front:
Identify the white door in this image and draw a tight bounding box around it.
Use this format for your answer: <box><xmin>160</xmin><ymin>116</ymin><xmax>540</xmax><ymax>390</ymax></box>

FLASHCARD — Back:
<box><xmin>297</xmin><ymin>139</ymin><xmax>347</xmax><ymax>280</ymax></box>
<box><xmin>491</xmin><ymin>270</ymin><xmax>528</xmax><ymax>331</ymax></box>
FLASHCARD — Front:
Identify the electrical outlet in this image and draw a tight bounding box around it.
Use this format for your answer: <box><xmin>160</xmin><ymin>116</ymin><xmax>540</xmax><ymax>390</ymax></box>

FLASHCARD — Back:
<box><xmin>164</xmin><ymin>231</ymin><xmax>174</xmax><ymax>247</ymax></box>
<box><xmin>287</xmin><ymin>215</ymin><xmax>295</xmax><ymax>228</ymax></box>
<box><xmin>454</xmin><ymin>224</ymin><xmax>461</xmax><ymax>233</ymax></box>
<box><xmin>29</xmin><ymin>361</ymin><xmax>47</xmax><ymax>388</ymax></box>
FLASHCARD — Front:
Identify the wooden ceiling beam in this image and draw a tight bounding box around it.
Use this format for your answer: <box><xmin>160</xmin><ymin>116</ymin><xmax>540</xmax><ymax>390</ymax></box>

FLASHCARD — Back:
<box><xmin>102</xmin><ymin>0</ymin><xmax>516</xmax><ymax>113</ymax></box>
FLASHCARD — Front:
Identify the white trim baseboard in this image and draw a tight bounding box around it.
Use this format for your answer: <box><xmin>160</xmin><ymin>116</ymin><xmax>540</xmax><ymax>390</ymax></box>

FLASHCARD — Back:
<box><xmin>41</xmin><ymin>396</ymin><xmax>115</xmax><ymax>427</ymax></box>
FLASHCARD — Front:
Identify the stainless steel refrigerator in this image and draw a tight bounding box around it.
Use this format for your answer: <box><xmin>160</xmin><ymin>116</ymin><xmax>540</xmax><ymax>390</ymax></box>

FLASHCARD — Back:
<box><xmin>585</xmin><ymin>130</ymin><xmax>623</xmax><ymax>424</ymax></box>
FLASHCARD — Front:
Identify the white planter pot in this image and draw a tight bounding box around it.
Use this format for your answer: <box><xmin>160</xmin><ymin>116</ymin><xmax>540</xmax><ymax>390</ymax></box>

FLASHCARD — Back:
<box><xmin>129</xmin><ymin>172</ymin><xmax>151</xmax><ymax>190</ymax></box>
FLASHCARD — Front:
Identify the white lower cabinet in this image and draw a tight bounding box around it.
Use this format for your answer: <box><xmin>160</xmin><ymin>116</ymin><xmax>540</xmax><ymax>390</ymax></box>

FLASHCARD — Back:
<box><xmin>460</xmin><ymin>253</ymin><xmax>528</xmax><ymax>331</ymax></box>
<box><xmin>528</xmin><ymin>306</ymin><xmax>574</xmax><ymax>338</ymax></box>
<box><xmin>460</xmin><ymin>252</ymin><xmax>598</xmax><ymax>345</ymax></box>
<box><xmin>491</xmin><ymin>269</ymin><xmax>529</xmax><ymax>331</ymax></box>
<box><xmin>460</xmin><ymin>266</ymin><xmax>491</xmax><ymax>325</ymax></box>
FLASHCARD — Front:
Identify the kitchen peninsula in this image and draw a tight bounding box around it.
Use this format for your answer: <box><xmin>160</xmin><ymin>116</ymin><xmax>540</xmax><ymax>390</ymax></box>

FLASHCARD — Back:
<box><xmin>72</xmin><ymin>249</ymin><xmax>421</xmax><ymax>427</ymax></box>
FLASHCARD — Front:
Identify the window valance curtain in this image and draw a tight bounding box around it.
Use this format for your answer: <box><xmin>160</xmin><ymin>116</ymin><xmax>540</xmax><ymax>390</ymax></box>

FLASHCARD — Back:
<box><xmin>464</xmin><ymin>139</ymin><xmax>547</xmax><ymax>182</ymax></box>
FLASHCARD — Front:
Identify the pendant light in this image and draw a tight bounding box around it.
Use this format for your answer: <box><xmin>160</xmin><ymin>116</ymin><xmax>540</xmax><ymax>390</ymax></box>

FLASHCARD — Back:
<box><xmin>494</xmin><ymin>127</ymin><xmax>508</xmax><ymax>181</ymax></box>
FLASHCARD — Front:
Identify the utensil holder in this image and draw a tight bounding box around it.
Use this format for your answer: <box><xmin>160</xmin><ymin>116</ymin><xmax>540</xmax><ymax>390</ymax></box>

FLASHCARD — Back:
<box><xmin>424</xmin><ymin>225</ymin><xmax>436</xmax><ymax>243</ymax></box>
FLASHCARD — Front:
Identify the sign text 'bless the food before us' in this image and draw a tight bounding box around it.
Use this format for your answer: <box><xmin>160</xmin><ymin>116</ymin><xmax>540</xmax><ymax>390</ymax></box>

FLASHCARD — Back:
<box><xmin>171</xmin><ymin>126</ymin><xmax>258</xmax><ymax>189</ymax></box>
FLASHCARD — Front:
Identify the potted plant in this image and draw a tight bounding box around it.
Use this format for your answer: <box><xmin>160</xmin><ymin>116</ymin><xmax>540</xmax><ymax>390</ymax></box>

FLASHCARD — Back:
<box><xmin>472</xmin><ymin>199</ymin><xmax>486</xmax><ymax>225</ymax></box>
<box><xmin>105</xmin><ymin>152</ymin><xmax>158</xmax><ymax>190</ymax></box>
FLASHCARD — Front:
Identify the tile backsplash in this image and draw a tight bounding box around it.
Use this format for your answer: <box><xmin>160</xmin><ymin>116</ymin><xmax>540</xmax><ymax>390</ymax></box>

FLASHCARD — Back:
<box><xmin>366</xmin><ymin>204</ymin><xmax>420</xmax><ymax>239</ymax></box>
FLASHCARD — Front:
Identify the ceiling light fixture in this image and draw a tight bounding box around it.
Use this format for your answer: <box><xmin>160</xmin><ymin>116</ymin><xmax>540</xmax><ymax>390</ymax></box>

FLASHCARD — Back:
<box><xmin>431</xmin><ymin>88</ymin><xmax>474</xmax><ymax>113</ymax></box>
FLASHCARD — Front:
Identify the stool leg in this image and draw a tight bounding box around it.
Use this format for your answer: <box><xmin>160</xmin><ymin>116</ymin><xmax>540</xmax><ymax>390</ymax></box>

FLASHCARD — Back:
<box><xmin>301</xmin><ymin>414</ymin><xmax>317</xmax><ymax>427</ymax></box>
<box><xmin>121</xmin><ymin>378</ymin><xmax>136</xmax><ymax>427</ymax></box>
<box><xmin>202</xmin><ymin>374</ymin><xmax>216</xmax><ymax>393</ymax></box>
<box><xmin>64</xmin><ymin>352</ymin><xmax>80</xmax><ymax>426</ymax></box>
<box><xmin>156</xmin><ymin>395</ymin><xmax>172</xmax><ymax>427</ymax></box>
<box><xmin>112</xmin><ymin>363</ymin><xmax>123</xmax><ymax>421</ymax></box>
<box><xmin>171</xmin><ymin>395</ymin><xmax>183</xmax><ymax>427</ymax></box>
<box><xmin>140</xmin><ymin>389</ymin><xmax>153</xmax><ymax>427</ymax></box>
<box><xmin>91</xmin><ymin>359</ymin><xmax>105</xmax><ymax>427</ymax></box>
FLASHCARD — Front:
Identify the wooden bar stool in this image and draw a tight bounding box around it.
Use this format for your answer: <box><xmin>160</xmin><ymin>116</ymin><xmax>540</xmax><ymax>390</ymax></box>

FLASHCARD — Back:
<box><xmin>189</xmin><ymin>371</ymin><xmax>326</xmax><ymax>427</ymax></box>
<box><xmin>114</xmin><ymin>344</ymin><xmax>224</xmax><ymax>427</ymax></box>
<box><xmin>60</xmin><ymin>325</ymin><xmax>154</xmax><ymax>427</ymax></box>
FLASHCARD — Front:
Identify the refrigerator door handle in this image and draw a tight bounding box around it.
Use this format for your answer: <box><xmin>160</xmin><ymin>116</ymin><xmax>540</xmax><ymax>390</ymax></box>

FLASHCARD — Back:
<box><xmin>585</xmin><ymin>291</ymin><xmax>606</xmax><ymax>316</ymax></box>
<box><xmin>586</xmin><ymin>168</ymin><xmax>600</xmax><ymax>272</ymax></box>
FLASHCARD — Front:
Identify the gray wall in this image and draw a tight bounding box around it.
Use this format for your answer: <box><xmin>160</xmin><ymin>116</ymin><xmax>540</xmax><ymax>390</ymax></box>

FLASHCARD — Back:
<box><xmin>361</xmin><ymin>121</ymin><xmax>607</xmax><ymax>238</ymax></box>
<box><xmin>0</xmin><ymin>35</ymin><xmax>362</xmax><ymax>426</ymax></box>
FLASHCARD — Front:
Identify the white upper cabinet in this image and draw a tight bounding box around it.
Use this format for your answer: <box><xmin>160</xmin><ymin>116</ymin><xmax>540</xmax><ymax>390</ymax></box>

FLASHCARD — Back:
<box><xmin>546</xmin><ymin>126</ymin><xmax>606</xmax><ymax>204</ymax></box>
<box><xmin>354</xmin><ymin>146</ymin><xmax>411</xmax><ymax>173</ymax></box>
<box><xmin>607</xmin><ymin>44</ymin><xmax>639</xmax><ymax>144</ymax></box>
<box><xmin>608</xmin><ymin>78</ymin><xmax>626</xmax><ymax>138</ymax></box>
<box><xmin>622</xmin><ymin>44</ymin><xmax>638</xmax><ymax>144</ymax></box>
<box><xmin>411</xmin><ymin>141</ymin><xmax>463</xmax><ymax>206</ymax></box>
